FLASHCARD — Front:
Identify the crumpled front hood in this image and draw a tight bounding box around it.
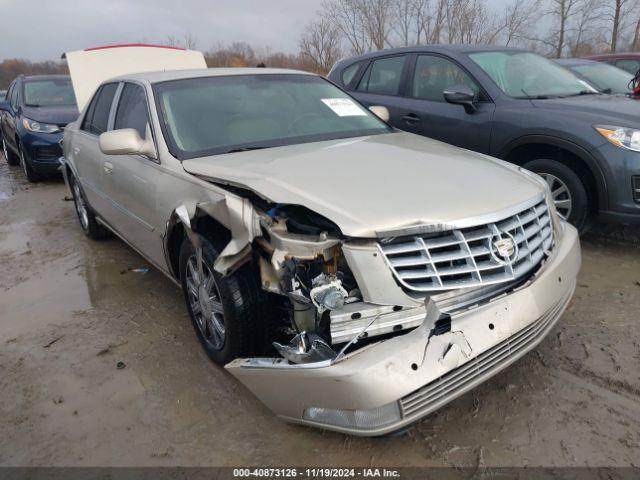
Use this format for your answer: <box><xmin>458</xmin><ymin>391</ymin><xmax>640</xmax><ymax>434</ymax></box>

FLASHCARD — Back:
<box><xmin>182</xmin><ymin>132</ymin><xmax>544</xmax><ymax>238</ymax></box>
<box><xmin>22</xmin><ymin>105</ymin><xmax>79</xmax><ymax>126</ymax></box>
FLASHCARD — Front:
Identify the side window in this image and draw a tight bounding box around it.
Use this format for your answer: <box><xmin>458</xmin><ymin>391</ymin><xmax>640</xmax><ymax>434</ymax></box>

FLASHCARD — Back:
<box><xmin>81</xmin><ymin>83</ymin><xmax>118</xmax><ymax>135</ymax></box>
<box><xmin>114</xmin><ymin>83</ymin><xmax>150</xmax><ymax>139</ymax></box>
<box><xmin>341</xmin><ymin>62</ymin><xmax>361</xmax><ymax>88</ymax></box>
<box><xmin>5</xmin><ymin>83</ymin><xmax>14</xmax><ymax>104</ymax></box>
<box><xmin>615</xmin><ymin>59</ymin><xmax>640</xmax><ymax>74</ymax></box>
<box><xmin>10</xmin><ymin>82</ymin><xmax>19</xmax><ymax>109</ymax></box>
<box><xmin>411</xmin><ymin>55</ymin><xmax>480</xmax><ymax>102</ymax></box>
<box><xmin>357</xmin><ymin>56</ymin><xmax>406</xmax><ymax>96</ymax></box>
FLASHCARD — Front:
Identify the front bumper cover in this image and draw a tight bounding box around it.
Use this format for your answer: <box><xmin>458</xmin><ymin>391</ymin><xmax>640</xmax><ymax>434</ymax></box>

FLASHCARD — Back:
<box><xmin>226</xmin><ymin>223</ymin><xmax>581</xmax><ymax>436</ymax></box>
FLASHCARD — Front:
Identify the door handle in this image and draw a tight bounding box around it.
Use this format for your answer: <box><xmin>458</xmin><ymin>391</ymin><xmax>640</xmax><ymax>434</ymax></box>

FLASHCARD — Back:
<box><xmin>402</xmin><ymin>113</ymin><xmax>421</xmax><ymax>124</ymax></box>
<box><xmin>103</xmin><ymin>162</ymin><xmax>114</xmax><ymax>175</ymax></box>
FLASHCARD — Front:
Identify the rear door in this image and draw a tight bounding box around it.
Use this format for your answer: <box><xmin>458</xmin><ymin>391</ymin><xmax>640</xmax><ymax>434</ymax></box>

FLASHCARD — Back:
<box><xmin>396</xmin><ymin>54</ymin><xmax>495</xmax><ymax>153</ymax></box>
<box><xmin>100</xmin><ymin>81</ymin><xmax>165</xmax><ymax>265</ymax></box>
<box><xmin>72</xmin><ymin>82</ymin><xmax>119</xmax><ymax>217</ymax></box>
<box><xmin>349</xmin><ymin>54</ymin><xmax>410</xmax><ymax>125</ymax></box>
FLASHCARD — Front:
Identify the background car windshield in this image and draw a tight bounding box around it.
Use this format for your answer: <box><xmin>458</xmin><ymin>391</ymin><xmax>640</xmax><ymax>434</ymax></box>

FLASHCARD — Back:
<box><xmin>154</xmin><ymin>74</ymin><xmax>391</xmax><ymax>159</ymax></box>
<box><xmin>571</xmin><ymin>63</ymin><xmax>632</xmax><ymax>95</ymax></box>
<box><xmin>23</xmin><ymin>78</ymin><xmax>76</xmax><ymax>106</ymax></box>
<box><xmin>469</xmin><ymin>51</ymin><xmax>592</xmax><ymax>98</ymax></box>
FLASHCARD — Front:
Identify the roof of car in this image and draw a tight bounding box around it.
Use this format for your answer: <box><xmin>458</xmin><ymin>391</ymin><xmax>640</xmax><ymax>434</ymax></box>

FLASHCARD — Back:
<box><xmin>555</xmin><ymin>58</ymin><xmax>598</xmax><ymax>67</ymax></box>
<box><xmin>336</xmin><ymin>44</ymin><xmax>528</xmax><ymax>64</ymax></box>
<box><xmin>115</xmin><ymin>67</ymin><xmax>315</xmax><ymax>83</ymax></box>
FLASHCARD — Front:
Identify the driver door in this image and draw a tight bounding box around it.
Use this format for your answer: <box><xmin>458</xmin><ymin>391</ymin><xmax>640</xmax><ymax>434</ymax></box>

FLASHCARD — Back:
<box><xmin>397</xmin><ymin>54</ymin><xmax>495</xmax><ymax>154</ymax></box>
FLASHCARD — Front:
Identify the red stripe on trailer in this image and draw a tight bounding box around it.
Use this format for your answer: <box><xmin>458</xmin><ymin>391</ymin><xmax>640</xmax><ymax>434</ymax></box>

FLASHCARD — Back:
<box><xmin>84</xmin><ymin>43</ymin><xmax>186</xmax><ymax>52</ymax></box>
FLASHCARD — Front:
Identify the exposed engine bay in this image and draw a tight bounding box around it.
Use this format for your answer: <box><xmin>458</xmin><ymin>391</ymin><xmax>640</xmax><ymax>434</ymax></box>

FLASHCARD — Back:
<box><xmin>253</xmin><ymin>203</ymin><xmax>419</xmax><ymax>365</ymax></box>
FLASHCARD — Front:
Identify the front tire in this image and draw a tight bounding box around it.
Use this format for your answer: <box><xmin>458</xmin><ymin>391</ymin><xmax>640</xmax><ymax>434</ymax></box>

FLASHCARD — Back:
<box><xmin>179</xmin><ymin>234</ymin><xmax>265</xmax><ymax>365</ymax></box>
<box><xmin>2</xmin><ymin>137</ymin><xmax>19</xmax><ymax>166</ymax></box>
<box><xmin>522</xmin><ymin>158</ymin><xmax>590</xmax><ymax>232</ymax></box>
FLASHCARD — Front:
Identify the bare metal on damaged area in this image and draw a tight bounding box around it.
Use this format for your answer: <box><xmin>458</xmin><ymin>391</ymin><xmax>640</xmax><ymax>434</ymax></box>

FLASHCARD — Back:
<box><xmin>59</xmin><ymin>47</ymin><xmax>581</xmax><ymax>436</ymax></box>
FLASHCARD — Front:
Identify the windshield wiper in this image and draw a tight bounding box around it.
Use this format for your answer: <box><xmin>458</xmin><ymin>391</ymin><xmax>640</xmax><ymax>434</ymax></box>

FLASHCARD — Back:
<box><xmin>223</xmin><ymin>146</ymin><xmax>269</xmax><ymax>154</ymax></box>
<box><xmin>559</xmin><ymin>90</ymin><xmax>600</xmax><ymax>98</ymax></box>
<box><xmin>518</xmin><ymin>89</ymin><xmax>551</xmax><ymax>100</ymax></box>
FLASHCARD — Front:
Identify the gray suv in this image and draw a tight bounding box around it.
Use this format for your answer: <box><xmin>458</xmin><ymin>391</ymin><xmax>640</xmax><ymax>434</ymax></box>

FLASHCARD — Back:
<box><xmin>329</xmin><ymin>45</ymin><xmax>640</xmax><ymax>231</ymax></box>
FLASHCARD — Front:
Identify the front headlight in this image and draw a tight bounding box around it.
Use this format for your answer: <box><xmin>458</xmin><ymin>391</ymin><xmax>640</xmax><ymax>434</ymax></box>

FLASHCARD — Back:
<box><xmin>595</xmin><ymin>125</ymin><xmax>640</xmax><ymax>152</ymax></box>
<box><xmin>22</xmin><ymin>118</ymin><xmax>61</xmax><ymax>133</ymax></box>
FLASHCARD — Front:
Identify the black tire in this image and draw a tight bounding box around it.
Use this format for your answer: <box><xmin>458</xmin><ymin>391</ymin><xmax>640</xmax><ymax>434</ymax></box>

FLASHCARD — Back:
<box><xmin>522</xmin><ymin>158</ymin><xmax>590</xmax><ymax>233</ymax></box>
<box><xmin>69</xmin><ymin>174</ymin><xmax>110</xmax><ymax>240</ymax></box>
<box><xmin>18</xmin><ymin>141</ymin><xmax>40</xmax><ymax>183</ymax></box>
<box><xmin>179</xmin><ymin>234</ymin><xmax>266</xmax><ymax>365</ymax></box>
<box><xmin>2</xmin><ymin>137</ymin><xmax>19</xmax><ymax>166</ymax></box>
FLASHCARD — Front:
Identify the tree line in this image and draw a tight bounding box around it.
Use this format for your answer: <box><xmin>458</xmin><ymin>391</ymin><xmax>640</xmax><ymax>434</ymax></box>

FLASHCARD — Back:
<box><xmin>2</xmin><ymin>0</ymin><xmax>639</xmax><ymax>89</ymax></box>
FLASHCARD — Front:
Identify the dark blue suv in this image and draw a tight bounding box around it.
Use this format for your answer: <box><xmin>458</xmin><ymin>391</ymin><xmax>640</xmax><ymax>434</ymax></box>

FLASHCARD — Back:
<box><xmin>329</xmin><ymin>46</ymin><xmax>640</xmax><ymax>231</ymax></box>
<box><xmin>0</xmin><ymin>75</ymin><xmax>78</xmax><ymax>182</ymax></box>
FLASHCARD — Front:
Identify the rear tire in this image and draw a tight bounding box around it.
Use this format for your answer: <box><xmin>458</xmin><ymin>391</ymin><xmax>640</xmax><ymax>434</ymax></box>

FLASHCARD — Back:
<box><xmin>522</xmin><ymin>158</ymin><xmax>590</xmax><ymax>233</ymax></box>
<box><xmin>179</xmin><ymin>234</ymin><xmax>266</xmax><ymax>366</ymax></box>
<box><xmin>18</xmin><ymin>141</ymin><xmax>40</xmax><ymax>183</ymax></box>
<box><xmin>2</xmin><ymin>137</ymin><xmax>19</xmax><ymax>166</ymax></box>
<box><xmin>69</xmin><ymin>174</ymin><xmax>109</xmax><ymax>240</ymax></box>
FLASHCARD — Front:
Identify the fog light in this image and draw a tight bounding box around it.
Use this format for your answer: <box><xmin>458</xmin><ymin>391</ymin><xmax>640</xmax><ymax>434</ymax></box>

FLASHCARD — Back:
<box><xmin>303</xmin><ymin>401</ymin><xmax>401</xmax><ymax>430</ymax></box>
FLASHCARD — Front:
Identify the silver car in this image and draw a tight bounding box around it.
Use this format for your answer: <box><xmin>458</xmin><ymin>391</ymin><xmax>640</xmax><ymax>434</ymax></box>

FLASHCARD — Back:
<box><xmin>61</xmin><ymin>64</ymin><xmax>581</xmax><ymax>436</ymax></box>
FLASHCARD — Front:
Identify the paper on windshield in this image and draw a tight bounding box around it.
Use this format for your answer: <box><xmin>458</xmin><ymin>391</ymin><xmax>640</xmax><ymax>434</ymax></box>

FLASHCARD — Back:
<box><xmin>321</xmin><ymin>98</ymin><xmax>367</xmax><ymax>117</ymax></box>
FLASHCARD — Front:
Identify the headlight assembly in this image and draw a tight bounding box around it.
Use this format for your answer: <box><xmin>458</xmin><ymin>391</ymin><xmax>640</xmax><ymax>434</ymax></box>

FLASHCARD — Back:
<box><xmin>595</xmin><ymin>125</ymin><xmax>640</xmax><ymax>152</ymax></box>
<box><xmin>22</xmin><ymin>118</ymin><xmax>61</xmax><ymax>134</ymax></box>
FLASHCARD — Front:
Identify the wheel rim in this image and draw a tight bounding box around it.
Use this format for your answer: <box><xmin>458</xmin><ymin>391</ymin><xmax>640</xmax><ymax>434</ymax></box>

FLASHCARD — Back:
<box><xmin>185</xmin><ymin>255</ymin><xmax>226</xmax><ymax>350</ymax></box>
<box><xmin>539</xmin><ymin>173</ymin><xmax>572</xmax><ymax>220</ymax></box>
<box><xmin>72</xmin><ymin>182</ymin><xmax>90</xmax><ymax>230</ymax></box>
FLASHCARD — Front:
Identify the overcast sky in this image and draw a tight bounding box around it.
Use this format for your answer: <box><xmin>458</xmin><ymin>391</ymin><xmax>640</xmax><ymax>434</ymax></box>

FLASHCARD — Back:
<box><xmin>0</xmin><ymin>0</ymin><xmax>324</xmax><ymax>61</ymax></box>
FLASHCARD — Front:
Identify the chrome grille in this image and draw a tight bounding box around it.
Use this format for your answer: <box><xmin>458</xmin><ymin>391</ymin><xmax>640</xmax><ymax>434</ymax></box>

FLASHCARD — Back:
<box><xmin>378</xmin><ymin>198</ymin><xmax>553</xmax><ymax>292</ymax></box>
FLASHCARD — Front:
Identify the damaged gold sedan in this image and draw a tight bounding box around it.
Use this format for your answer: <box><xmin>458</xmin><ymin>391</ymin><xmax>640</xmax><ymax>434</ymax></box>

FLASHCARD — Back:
<box><xmin>60</xmin><ymin>46</ymin><xmax>581</xmax><ymax>436</ymax></box>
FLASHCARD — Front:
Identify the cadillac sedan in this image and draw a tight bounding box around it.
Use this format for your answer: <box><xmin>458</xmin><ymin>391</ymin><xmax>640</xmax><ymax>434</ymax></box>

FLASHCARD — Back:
<box><xmin>61</xmin><ymin>59</ymin><xmax>581</xmax><ymax>435</ymax></box>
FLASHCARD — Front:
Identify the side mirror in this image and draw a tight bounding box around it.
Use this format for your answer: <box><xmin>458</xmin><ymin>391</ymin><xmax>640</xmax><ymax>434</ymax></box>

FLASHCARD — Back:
<box><xmin>443</xmin><ymin>85</ymin><xmax>477</xmax><ymax>114</ymax></box>
<box><xmin>369</xmin><ymin>105</ymin><xmax>390</xmax><ymax>122</ymax></box>
<box><xmin>0</xmin><ymin>101</ymin><xmax>9</xmax><ymax>112</ymax></box>
<box><xmin>99</xmin><ymin>128</ymin><xmax>156</xmax><ymax>159</ymax></box>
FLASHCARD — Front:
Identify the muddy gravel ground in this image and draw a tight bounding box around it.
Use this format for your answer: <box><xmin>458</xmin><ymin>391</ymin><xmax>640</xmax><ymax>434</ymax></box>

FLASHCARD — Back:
<box><xmin>0</xmin><ymin>156</ymin><xmax>639</xmax><ymax>468</ymax></box>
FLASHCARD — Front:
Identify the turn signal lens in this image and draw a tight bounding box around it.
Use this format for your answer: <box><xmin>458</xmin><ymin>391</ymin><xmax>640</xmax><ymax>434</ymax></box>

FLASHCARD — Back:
<box><xmin>303</xmin><ymin>401</ymin><xmax>401</xmax><ymax>430</ymax></box>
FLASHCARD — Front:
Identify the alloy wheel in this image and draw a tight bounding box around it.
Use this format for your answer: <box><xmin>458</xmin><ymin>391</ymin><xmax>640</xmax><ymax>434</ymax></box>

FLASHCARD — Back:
<box><xmin>72</xmin><ymin>181</ymin><xmax>90</xmax><ymax>230</ymax></box>
<box><xmin>539</xmin><ymin>173</ymin><xmax>572</xmax><ymax>220</ymax></box>
<box><xmin>185</xmin><ymin>255</ymin><xmax>226</xmax><ymax>350</ymax></box>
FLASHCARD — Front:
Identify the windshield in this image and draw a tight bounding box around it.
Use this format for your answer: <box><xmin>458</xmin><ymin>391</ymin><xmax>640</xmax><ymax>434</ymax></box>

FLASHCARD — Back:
<box><xmin>154</xmin><ymin>74</ymin><xmax>392</xmax><ymax>159</ymax></box>
<box><xmin>23</xmin><ymin>78</ymin><xmax>76</xmax><ymax>107</ymax></box>
<box><xmin>571</xmin><ymin>63</ymin><xmax>632</xmax><ymax>95</ymax></box>
<box><xmin>468</xmin><ymin>51</ymin><xmax>594</xmax><ymax>98</ymax></box>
